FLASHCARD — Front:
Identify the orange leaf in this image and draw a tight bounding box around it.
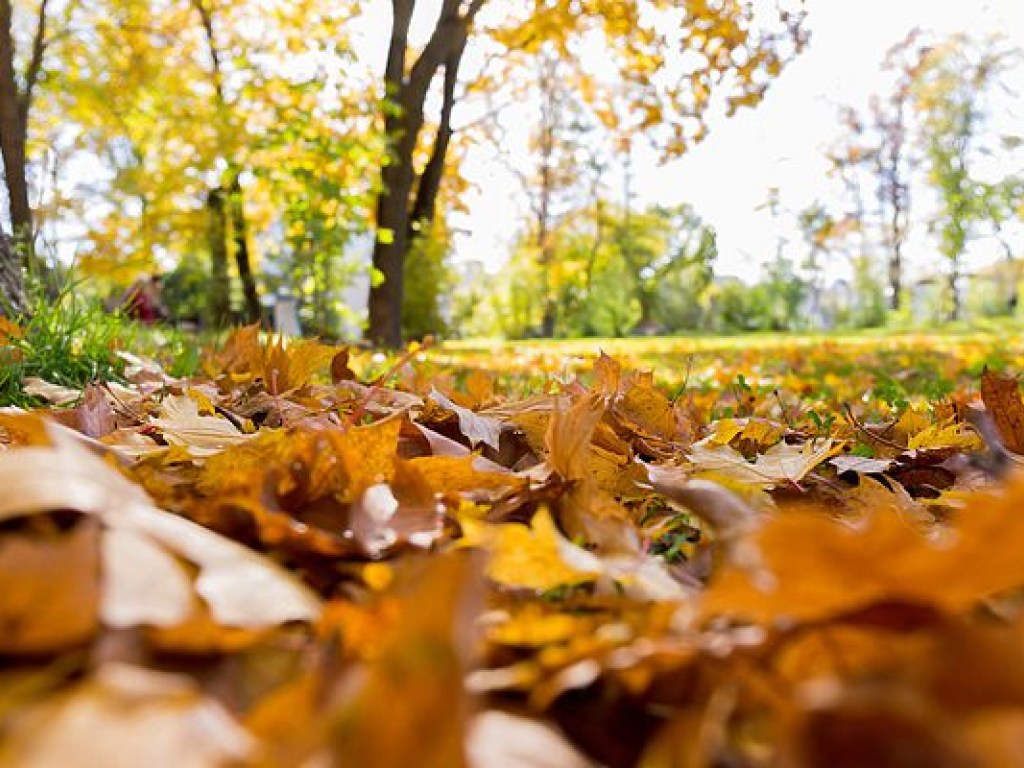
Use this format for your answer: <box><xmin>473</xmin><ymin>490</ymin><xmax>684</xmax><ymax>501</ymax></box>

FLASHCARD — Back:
<box><xmin>980</xmin><ymin>369</ymin><xmax>1024</xmax><ymax>454</ymax></box>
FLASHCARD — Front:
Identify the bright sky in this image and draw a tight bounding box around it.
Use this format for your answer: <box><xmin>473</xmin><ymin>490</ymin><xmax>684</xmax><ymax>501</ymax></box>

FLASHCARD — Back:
<box><xmin>413</xmin><ymin>0</ymin><xmax>1024</xmax><ymax>281</ymax></box>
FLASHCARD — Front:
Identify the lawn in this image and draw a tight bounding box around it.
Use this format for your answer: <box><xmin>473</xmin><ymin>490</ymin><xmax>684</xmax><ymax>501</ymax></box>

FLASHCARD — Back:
<box><xmin>432</xmin><ymin>327</ymin><xmax>1024</xmax><ymax>414</ymax></box>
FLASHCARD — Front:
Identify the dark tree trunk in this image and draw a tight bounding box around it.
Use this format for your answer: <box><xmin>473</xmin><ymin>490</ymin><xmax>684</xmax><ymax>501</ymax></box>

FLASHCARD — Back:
<box><xmin>367</xmin><ymin>0</ymin><xmax>484</xmax><ymax>348</ymax></box>
<box><xmin>370</xmin><ymin>137</ymin><xmax>419</xmax><ymax>347</ymax></box>
<box><xmin>0</xmin><ymin>231</ymin><xmax>26</xmax><ymax>317</ymax></box>
<box><xmin>368</xmin><ymin>0</ymin><xmax>416</xmax><ymax>348</ymax></box>
<box><xmin>370</xmin><ymin>149</ymin><xmax>416</xmax><ymax>348</ymax></box>
<box><xmin>228</xmin><ymin>175</ymin><xmax>261</xmax><ymax>324</ymax></box>
<box><xmin>193</xmin><ymin>1</ymin><xmax>261</xmax><ymax>326</ymax></box>
<box><xmin>207</xmin><ymin>187</ymin><xmax>231</xmax><ymax>327</ymax></box>
<box><xmin>0</xmin><ymin>0</ymin><xmax>47</xmax><ymax>261</ymax></box>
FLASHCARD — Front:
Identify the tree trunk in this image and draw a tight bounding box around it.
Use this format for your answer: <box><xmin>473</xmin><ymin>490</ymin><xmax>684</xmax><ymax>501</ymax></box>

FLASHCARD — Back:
<box><xmin>369</xmin><ymin>150</ymin><xmax>416</xmax><ymax>348</ymax></box>
<box><xmin>0</xmin><ymin>0</ymin><xmax>34</xmax><ymax>258</ymax></box>
<box><xmin>888</xmin><ymin>243</ymin><xmax>902</xmax><ymax>312</ymax></box>
<box><xmin>1001</xmin><ymin>241</ymin><xmax>1018</xmax><ymax>314</ymax></box>
<box><xmin>207</xmin><ymin>187</ymin><xmax>231</xmax><ymax>327</ymax></box>
<box><xmin>366</xmin><ymin>0</ymin><xmax>483</xmax><ymax>347</ymax></box>
<box><xmin>0</xmin><ymin>231</ymin><xmax>26</xmax><ymax>317</ymax></box>
<box><xmin>635</xmin><ymin>290</ymin><xmax>656</xmax><ymax>334</ymax></box>
<box><xmin>228</xmin><ymin>175</ymin><xmax>261</xmax><ymax>324</ymax></box>
<box><xmin>949</xmin><ymin>261</ymin><xmax>960</xmax><ymax>322</ymax></box>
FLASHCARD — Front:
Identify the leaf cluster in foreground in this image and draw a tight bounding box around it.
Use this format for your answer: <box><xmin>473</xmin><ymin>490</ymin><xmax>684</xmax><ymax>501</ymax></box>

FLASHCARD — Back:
<box><xmin>3</xmin><ymin>327</ymin><xmax>1024</xmax><ymax>766</ymax></box>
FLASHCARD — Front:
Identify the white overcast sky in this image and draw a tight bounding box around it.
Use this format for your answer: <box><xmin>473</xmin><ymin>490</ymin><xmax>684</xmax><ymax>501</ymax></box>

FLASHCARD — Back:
<box><xmin>354</xmin><ymin>0</ymin><xmax>1024</xmax><ymax>282</ymax></box>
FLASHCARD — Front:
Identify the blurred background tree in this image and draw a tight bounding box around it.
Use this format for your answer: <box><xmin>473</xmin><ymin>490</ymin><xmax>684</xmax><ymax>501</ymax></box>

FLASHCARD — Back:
<box><xmin>1</xmin><ymin>2</ymin><xmax>1023</xmax><ymax>341</ymax></box>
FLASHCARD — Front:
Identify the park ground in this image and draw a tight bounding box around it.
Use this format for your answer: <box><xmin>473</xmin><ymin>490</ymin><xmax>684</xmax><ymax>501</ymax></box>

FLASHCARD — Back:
<box><xmin>5</xmin><ymin>320</ymin><xmax>1024</xmax><ymax>765</ymax></box>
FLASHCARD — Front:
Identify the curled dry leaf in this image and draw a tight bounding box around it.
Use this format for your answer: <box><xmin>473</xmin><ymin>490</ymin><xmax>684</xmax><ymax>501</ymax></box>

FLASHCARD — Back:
<box><xmin>76</xmin><ymin>384</ymin><xmax>116</xmax><ymax>439</ymax></box>
<box><xmin>430</xmin><ymin>387</ymin><xmax>504</xmax><ymax>451</ymax></box>
<box><xmin>687</xmin><ymin>438</ymin><xmax>840</xmax><ymax>489</ymax></box>
<box><xmin>0</xmin><ymin>417</ymin><xmax>321</xmax><ymax>633</ymax></box>
<box><xmin>478</xmin><ymin>508</ymin><xmax>685</xmax><ymax>601</ymax></box>
<box><xmin>484</xmin><ymin>508</ymin><xmax>603</xmax><ymax>592</ymax></box>
<box><xmin>327</xmin><ymin>552</ymin><xmax>483</xmax><ymax>768</ymax></box>
<box><xmin>0</xmin><ymin>516</ymin><xmax>100</xmax><ymax>654</ymax></box>
<box><xmin>545</xmin><ymin>392</ymin><xmax>638</xmax><ymax>553</ymax></box>
<box><xmin>21</xmin><ymin>377</ymin><xmax>80</xmax><ymax>406</ymax></box>
<box><xmin>980</xmin><ymin>369</ymin><xmax>1024</xmax><ymax>455</ymax></box>
<box><xmin>466</xmin><ymin>710</ymin><xmax>593</xmax><ymax>768</ymax></box>
<box><xmin>151</xmin><ymin>394</ymin><xmax>254</xmax><ymax>456</ymax></box>
<box><xmin>646</xmin><ymin>465</ymin><xmax>759</xmax><ymax>537</ymax></box>
<box><xmin>831</xmin><ymin>454</ymin><xmax>895</xmax><ymax>475</ymax></box>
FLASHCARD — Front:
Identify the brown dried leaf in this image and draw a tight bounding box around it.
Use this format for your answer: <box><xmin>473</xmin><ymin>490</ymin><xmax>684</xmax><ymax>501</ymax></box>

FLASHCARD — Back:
<box><xmin>76</xmin><ymin>384</ymin><xmax>116</xmax><ymax>438</ymax></box>
<box><xmin>688</xmin><ymin>438</ymin><xmax>839</xmax><ymax>489</ymax></box>
<box><xmin>430</xmin><ymin>387</ymin><xmax>504</xmax><ymax>451</ymax></box>
<box><xmin>409</xmin><ymin>454</ymin><xmax>526</xmax><ymax>501</ymax></box>
<box><xmin>980</xmin><ymin>369</ymin><xmax>1024</xmax><ymax>454</ymax></box>
<box><xmin>21</xmin><ymin>377</ymin><xmax>80</xmax><ymax>406</ymax></box>
<box><xmin>702</xmin><ymin>474</ymin><xmax>1024</xmax><ymax>625</ymax></box>
<box><xmin>0</xmin><ymin>516</ymin><xmax>101</xmax><ymax>654</ymax></box>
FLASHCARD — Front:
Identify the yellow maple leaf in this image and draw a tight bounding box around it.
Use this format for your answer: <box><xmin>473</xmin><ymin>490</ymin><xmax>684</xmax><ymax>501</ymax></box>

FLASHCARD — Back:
<box><xmin>907</xmin><ymin>422</ymin><xmax>982</xmax><ymax>452</ymax></box>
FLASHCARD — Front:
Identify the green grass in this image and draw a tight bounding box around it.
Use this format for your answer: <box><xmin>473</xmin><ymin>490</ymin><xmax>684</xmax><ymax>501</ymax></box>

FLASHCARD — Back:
<box><xmin>0</xmin><ymin>281</ymin><xmax>134</xmax><ymax>407</ymax></box>
<box><xmin>131</xmin><ymin>326</ymin><xmax>209</xmax><ymax>379</ymax></box>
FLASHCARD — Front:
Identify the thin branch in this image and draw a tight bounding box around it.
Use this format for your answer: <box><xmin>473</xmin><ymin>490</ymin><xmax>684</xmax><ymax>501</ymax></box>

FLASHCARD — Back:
<box><xmin>19</xmin><ymin>0</ymin><xmax>50</xmax><ymax>123</ymax></box>
<box><xmin>842</xmin><ymin>403</ymin><xmax>906</xmax><ymax>451</ymax></box>
<box><xmin>191</xmin><ymin>0</ymin><xmax>226</xmax><ymax>106</ymax></box>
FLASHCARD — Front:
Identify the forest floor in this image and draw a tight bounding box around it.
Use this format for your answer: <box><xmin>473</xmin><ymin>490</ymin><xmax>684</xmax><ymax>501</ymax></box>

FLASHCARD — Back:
<box><xmin>4</xmin><ymin>323</ymin><xmax>1024</xmax><ymax>766</ymax></box>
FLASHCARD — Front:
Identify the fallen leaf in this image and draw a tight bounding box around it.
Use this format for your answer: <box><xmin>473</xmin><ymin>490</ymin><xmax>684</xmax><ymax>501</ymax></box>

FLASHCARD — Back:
<box><xmin>0</xmin><ymin>663</ymin><xmax>254</xmax><ymax>768</ymax></box>
<box><xmin>21</xmin><ymin>377</ymin><xmax>80</xmax><ymax>406</ymax></box>
<box><xmin>0</xmin><ymin>418</ymin><xmax>321</xmax><ymax>630</ymax></box>
<box><xmin>0</xmin><ymin>516</ymin><xmax>100</xmax><ymax>654</ymax></box>
<box><xmin>466</xmin><ymin>710</ymin><xmax>593</xmax><ymax>768</ymax></box>
<box><xmin>76</xmin><ymin>384</ymin><xmax>116</xmax><ymax>438</ymax></box>
<box><xmin>487</xmin><ymin>509</ymin><xmax>602</xmax><ymax>592</ymax></box>
<box><xmin>980</xmin><ymin>369</ymin><xmax>1024</xmax><ymax>454</ymax></box>
<box><xmin>430</xmin><ymin>387</ymin><xmax>504</xmax><ymax>451</ymax></box>
<box><xmin>831</xmin><ymin>455</ymin><xmax>895</xmax><ymax>475</ymax></box>
<box><xmin>688</xmin><ymin>438</ymin><xmax>839</xmax><ymax>488</ymax></box>
<box><xmin>151</xmin><ymin>394</ymin><xmax>253</xmax><ymax>456</ymax></box>
<box><xmin>907</xmin><ymin>422</ymin><xmax>981</xmax><ymax>452</ymax></box>
<box><xmin>702</xmin><ymin>474</ymin><xmax>1024</xmax><ymax>625</ymax></box>
<box><xmin>328</xmin><ymin>552</ymin><xmax>483</xmax><ymax>768</ymax></box>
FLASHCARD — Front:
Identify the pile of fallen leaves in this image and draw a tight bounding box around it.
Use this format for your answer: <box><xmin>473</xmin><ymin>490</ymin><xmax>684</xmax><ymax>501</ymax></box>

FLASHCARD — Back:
<box><xmin>6</xmin><ymin>326</ymin><xmax>1024</xmax><ymax>766</ymax></box>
